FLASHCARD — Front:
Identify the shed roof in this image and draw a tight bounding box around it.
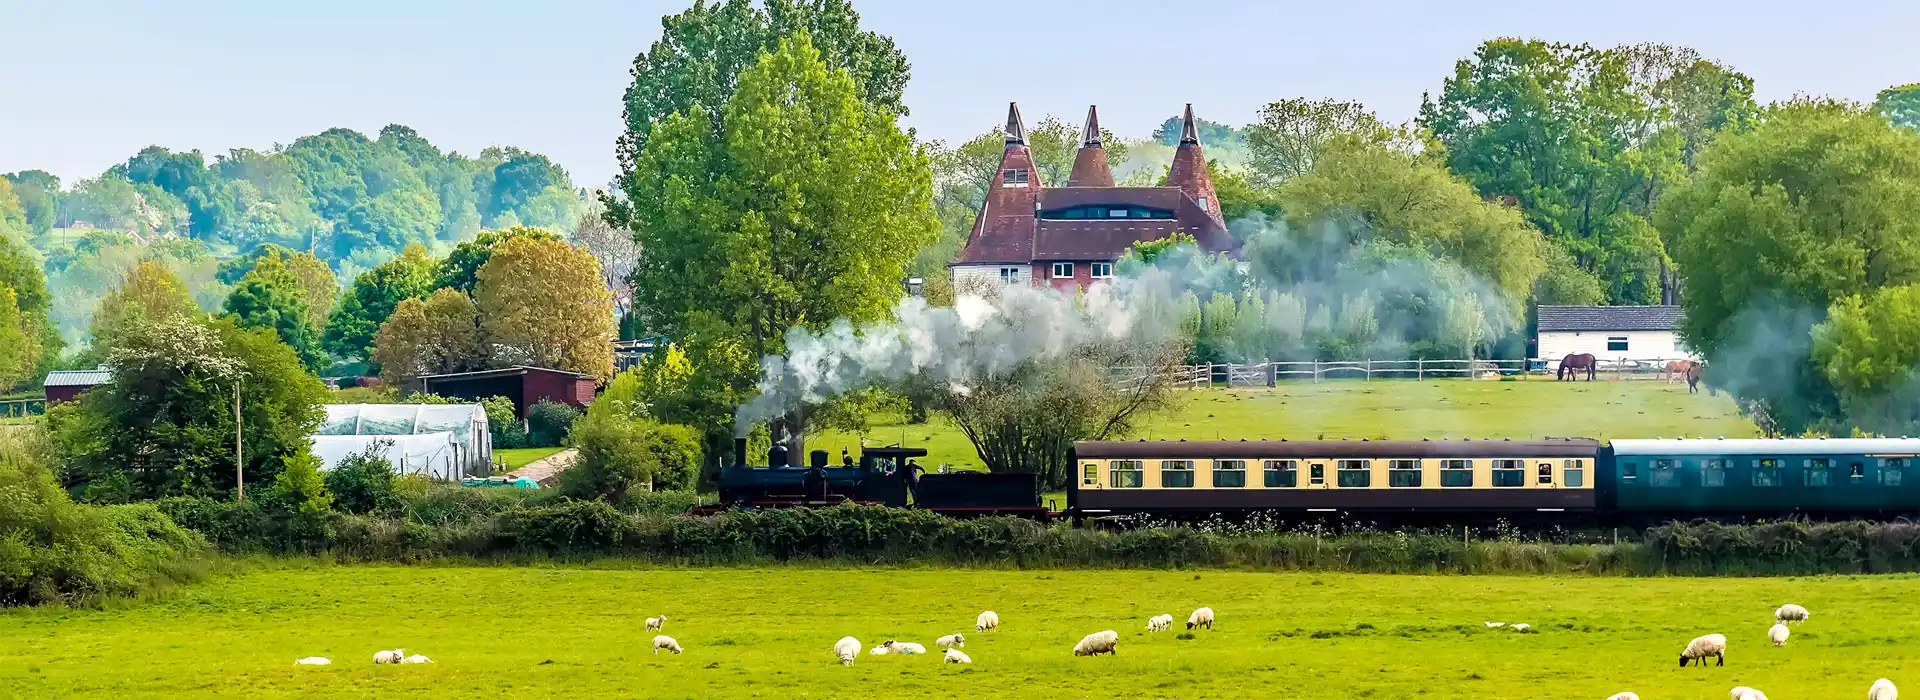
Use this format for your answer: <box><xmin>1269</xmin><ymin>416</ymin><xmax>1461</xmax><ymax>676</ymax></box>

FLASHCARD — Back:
<box><xmin>43</xmin><ymin>369</ymin><xmax>112</xmax><ymax>387</ymax></box>
<box><xmin>1537</xmin><ymin>305</ymin><xmax>1682</xmax><ymax>332</ymax></box>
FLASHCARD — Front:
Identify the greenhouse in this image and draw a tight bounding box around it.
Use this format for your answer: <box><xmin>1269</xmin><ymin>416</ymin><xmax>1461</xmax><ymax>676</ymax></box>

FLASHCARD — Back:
<box><xmin>309</xmin><ymin>404</ymin><xmax>493</xmax><ymax>479</ymax></box>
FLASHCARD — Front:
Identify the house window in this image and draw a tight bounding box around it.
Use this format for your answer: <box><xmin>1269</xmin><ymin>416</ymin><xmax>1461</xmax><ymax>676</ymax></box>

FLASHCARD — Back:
<box><xmin>998</xmin><ymin>267</ymin><xmax>1021</xmax><ymax>283</ymax></box>
<box><xmin>1440</xmin><ymin>459</ymin><xmax>1473</xmax><ymax>487</ymax></box>
<box><xmin>1214</xmin><ymin>460</ymin><xmax>1246</xmax><ymax>488</ymax></box>
<box><xmin>1388</xmin><ymin>459</ymin><xmax>1421</xmax><ymax>488</ymax></box>
<box><xmin>1753</xmin><ymin>458</ymin><xmax>1779</xmax><ymax>487</ymax></box>
<box><xmin>1492</xmin><ymin>459</ymin><xmax>1525</xmax><ymax>487</ymax></box>
<box><xmin>1702</xmin><ymin>459</ymin><xmax>1727</xmax><ymax>488</ymax></box>
<box><xmin>1107</xmin><ymin>209</ymin><xmax>1128</xmax><ymax>218</ymax></box>
<box><xmin>1263</xmin><ymin>460</ymin><xmax>1296</xmax><ymax>488</ymax></box>
<box><xmin>1109</xmin><ymin>460</ymin><xmax>1143</xmax><ymax>488</ymax></box>
<box><xmin>1806</xmin><ymin>458</ymin><xmax>1831</xmax><ymax>487</ymax></box>
<box><xmin>1051</xmin><ymin>262</ymin><xmax>1074</xmax><ymax>279</ymax></box>
<box><xmin>1564</xmin><ymin>459</ymin><xmax>1585</xmax><ymax>488</ymax></box>
<box><xmin>1160</xmin><ymin>460</ymin><xmax>1195</xmax><ymax>488</ymax></box>
<box><xmin>1090</xmin><ymin>262</ymin><xmax>1113</xmax><ymax>279</ymax></box>
<box><xmin>1650</xmin><ymin>459</ymin><xmax>1678</xmax><ymax>488</ymax></box>
<box><xmin>1336</xmin><ymin>459</ymin><xmax>1371</xmax><ymax>488</ymax></box>
<box><xmin>1082</xmin><ymin>462</ymin><xmax>1098</xmax><ymax>486</ymax></box>
<box><xmin>1002</xmin><ymin>168</ymin><xmax>1028</xmax><ymax>186</ymax></box>
<box><xmin>1607</xmin><ymin>337</ymin><xmax>1629</xmax><ymax>351</ymax></box>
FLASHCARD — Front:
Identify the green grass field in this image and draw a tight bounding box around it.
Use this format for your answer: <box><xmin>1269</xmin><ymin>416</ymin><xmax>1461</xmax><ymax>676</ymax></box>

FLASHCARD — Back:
<box><xmin>812</xmin><ymin>379</ymin><xmax>1758</xmax><ymax>472</ymax></box>
<box><xmin>1</xmin><ymin>566</ymin><xmax>1907</xmax><ymax>699</ymax></box>
<box><xmin>494</xmin><ymin>447</ymin><xmax>564</xmax><ymax>470</ymax></box>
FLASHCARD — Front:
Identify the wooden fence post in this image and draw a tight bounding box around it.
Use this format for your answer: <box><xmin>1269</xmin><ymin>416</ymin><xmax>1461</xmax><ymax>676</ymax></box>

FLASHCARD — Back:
<box><xmin>1417</xmin><ymin>358</ymin><xmax>1424</xmax><ymax>381</ymax></box>
<box><xmin>1313</xmin><ymin>360</ymin><xmax>1321</xmax><ymax>384</ymax></box>
<box><xmin>1268</xmin><ymin>360</ymin><xmax>1277</xmax><ymax>388</ymax></box>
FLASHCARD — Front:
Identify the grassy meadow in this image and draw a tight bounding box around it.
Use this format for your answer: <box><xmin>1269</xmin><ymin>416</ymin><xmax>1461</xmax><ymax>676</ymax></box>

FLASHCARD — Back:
<box><xmin>0</xmin><ymin>566</ymin><xmax>1906</xmax><ymax>699</ymax></box>
<box><xmin>813</xmin><ymin>378</ymin><xmax>1758</xmax><ymax>472</ymax></box>
<box><xmin>493</xmin><ymin>447</ymin><xmax>565</xmax><ymax>470</ymax></box>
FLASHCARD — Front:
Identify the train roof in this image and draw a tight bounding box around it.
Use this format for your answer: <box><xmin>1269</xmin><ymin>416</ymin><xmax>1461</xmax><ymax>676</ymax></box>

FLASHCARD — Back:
<box><xmin>1073</xmin><ymin>438</ymin><xmax>1602</xmax><ymax>459</ymax></box>
<box><xmin>1610</xmin><ymin>438</ymin><xmax>1920</xmax><ymax>456</ymax></box>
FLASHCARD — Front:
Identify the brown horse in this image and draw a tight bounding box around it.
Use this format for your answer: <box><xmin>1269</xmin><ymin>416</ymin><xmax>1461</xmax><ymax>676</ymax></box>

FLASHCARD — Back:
<box><xmin>1663</xmin><ymin>360</ymin><xmax>1696</xmax><ymax>383</ymax></box>
<box><xmin>1686</xmin><ymin>361</ymin><xmax>1705</xmax><ymax>394</ymax></box>
<box><xmin>1557</xmin><ymin>353</ymin><xmax>1597</xmax><ymax>381</ymax></box>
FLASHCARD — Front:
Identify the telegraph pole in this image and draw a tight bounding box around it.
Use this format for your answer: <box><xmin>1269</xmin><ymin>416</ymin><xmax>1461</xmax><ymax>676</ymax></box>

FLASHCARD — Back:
<box><xmin>234</xmin><ymin>377</ymin><xmax>244</xmax><ymax>501</ymax></box>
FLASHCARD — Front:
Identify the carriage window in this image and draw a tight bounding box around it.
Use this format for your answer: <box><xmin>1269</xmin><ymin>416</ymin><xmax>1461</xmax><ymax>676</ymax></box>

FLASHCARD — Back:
<box><xmin>1806</xmin><ymin>458</ymin><xmax>1831</xmax><ymax>487</ymax></box>
<box><xmin>1883</xmin><ymin>457</ymin><xmax>1905</xmax><ymax>486</ymax></box>
<box><xmin>1564</xmin><ymin>459</ymin><xmax>1585</xmax><ymax>488</ymax></box>
<box><xmin>1264</xmin><ymin>460</ymin><xmax>1297</xmax><ymax>488</ymax></box>
<box><xmin>1214</xmin><ymin>460</ymin><xmax>1246</xmax><ymax>488</ymax></box>
<box><xmin>1850</xmin><ymin>461</ymin><xmax>1865</xmax><ymax>482</ymax></box>
<box><xmin>1651</xmin><ymin>459</ymin><xmax>1678</xmax><ymax>488</ymax></box>
<box><xmin>1702</xmin><ymin>459</ymin><xmax>1727</xmax><ymax>488</ymax></box>
<box><xmin>1388</xmin><ymin>459</ymin><xmax>1421</xmax><ymax>487</ymax></box>
<box><xmin>1336</xmin><ymin>460</ymin><xmax>1371</xmax><ymax>488</ymax></box>
<box><xmin>1621</xmin><ymin>461</ymin><xmax>1638</xmax><ymax>482</ymax></box>
<box><xmin>1491</xmin><ymin>459</ymin><xmax>1525</xmax><ymax>487</ymax></box>
<box><xmin>1109</xmin><ymin>460</ymin><xmax>1143</xmax><ymax>488</ymax></box>
<box><xmin>1537</xmin><ymin>463</ymin><xmax>1554</xmax><ymax>485</ymax></box>
<box><xmin>1160</xmin><ymin>460</ymin><xmax>1195</xmax><ymax>488</ymax></box>
<box><xmin>1082</xmin><ymin>462</ymin><xmax>1098</xmax><ymax>486</ymax></box>
<box><xmin>1441</xmin><ymin>459</ymin><xmax>1473</xmax><ymax>487</ymax></box>
<box><xmin>1753</xmin><ymin>458</ymin><xmax>1779</xmax><ymax>487</ymax></box>
<box><xmin>1309</xmin><ymin>463</ymin><xmax>1325</xmax><ymax>485</ymax></box>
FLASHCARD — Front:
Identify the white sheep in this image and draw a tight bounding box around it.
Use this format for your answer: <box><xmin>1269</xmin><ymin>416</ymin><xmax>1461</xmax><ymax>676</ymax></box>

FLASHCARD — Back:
<box><xmin>401</xmin><ymin>654</ymin><xmax>432</xmax><ymax>664</ymax></box>
<box><xmin>1768</xmin><ymin>623</ymin><xmax>1790</xmax><ymax>647</ymax></box>
<box><xmin>1731</xmin><ymin>686</ymin><xmax>1769</xmax><ymax>700</ymax></box>
<box><xmin>1605</xmin><ymin>693</ymin><xmax>1640</xmax><ymax>700</ymax></box>
<box><xmin>869</xmin><ymin>645</ymin><xmax>892</xmax><ymax>656</ymax></box>
<box><xmin>976</xmin><ymin>611</ymin><xmax>1000</xmax><ymax>632</ymax></box>
<box><xmin>1073</xmin><ymin>630</ymin><xmax>1119</xmax><ymax>657</ymax></box>
<box><xmin>936</xmin><ymin>633</ymin><xmax>965</xmax><ymax>649</ymax></box>
<box><xmin>944</xmin><ymin>648</ymin><xmax>972</xmax><ymax>664</ymax></box>
<box><xmin>1147</xmin><ymin>614</ymin><xmax>1173</xmax><ymax>632</ymax></box>
<box><xmin>652</xmin><ymin>635</ymin><xmax>682</xmax><ymax>655</ymax></box>
<box><xmin>373</xmin><ymin>648</ymin><xmax>406</xmax><ymax>665</ymax></box>
<box><xmin>882</xmin><ymin>640</ymin><xmax>927</xmax><ymax>655</ymax></box>
<box><xmin>1775</xmin><ymin>604</ymin><xmax>1810</xmax><ymax>625</ymax></box>
<box><xmin>646</xmin><ymin>614</ymin><xmax>668</xmax><ymax>631</ymax></box>
<box><xmin>1681</xmin><ymin>633</ymin><xmax>1728</xmax><ymax>667</ymax></box>
<box><xmin>1510</xmin><ymin>623</ymin><xmax>1531</xmax><ymax>632</ymax></box>
<box><xmin>294</xmin><ymin>657</ymin><xmax>332</xmax><ymax>665</ymax></box>
<box><xmin>1870</xmin><ymin>678</ymin><xmax>1898</xmax><ymax>700</ymax></box>
<box><xmin>1187</xmin><ymin>607</ymin><xmax>1215</xmax><ymax>631</ymax></box>
<box><xmin>1484</xmin><ymin>621</ymin><xmax>1506</xmax><ymax>628</ymax></box>
<box><xmin>834</xmin><ymin>636</ymin><xmax>862</xmax><ymax>667</ymax></box>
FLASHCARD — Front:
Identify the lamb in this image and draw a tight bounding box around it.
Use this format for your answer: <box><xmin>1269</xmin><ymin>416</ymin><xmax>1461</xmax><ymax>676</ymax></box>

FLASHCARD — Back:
<box><xmin>944</xmin><ymin>648</ymin><xmax>972</xmax><ymax>664</ymax></box>
<box><xmin>834</xmin><ymin>636</ymin><xmax>862</xmax><ymax>667</ymax></box>
<box><xmin>976</xmin><ymin>611</ymin><xmax>1000</xmax><ymax>632</ymax></box>
<box><xmin>882</xmin><ymin>640</ymin><xmax>927</xmax><ymax>655</ymax></box>
<box><xmin>1768</xmin><ymin>623</ymin><xmax>1790</xmax><ymax>647</ymax></box>
<box><xmin>1147</xmin><ymin>614</ymin><xmax>1174</xmax><ymax>632</ymax></box>
<box><xmin>1187</xmin><ymin>607</ymin><xmax>1215</xmax><ymax>631</ymax></box>
<box><xmin>1073</xmin><ymin>630</ymin><xmax>1120</xmax><ymax>657</ymax></box>
<box><xmin>401</xmin><ymin>654</ymin><xmax>433</xmax><ymax>664</ymax></box>
<box><xmin>652</xmin><ymin>635</ymin><xmax>682</xmax><ymax>655</ymax></box>
<box><xmin>1870</xmin><ymin>678</ymin><xmax>1898</xmax><ymax>700</ymax></box>
<box><xmin>1680</xmin><ymin>633</ymin><xmax>1728</xmax><ymax>667</ymax></box>
<box><xmin>646</xmin><ymin>614</ymin><xmax>669</xmax><ymax>632</ymax></box>
<box><xmin>1775</xmin><ymin>604</ymin><xmax>1810</xmax><ymax>625</ymax></box>
<box><xmin>294</xmin><ymin>657</ymin><xmax>332</xmax><ymax>665</ymax></box>
<box><xmin>936</xmin><ymin>633</ymin><xmax>965</xmax><ymax>649</ymax></box>
<box><xmin>373</xmin><ymin>648</ymin><xmax>406</xmax><ymax>665</ymax></box>
<box><xmin>1731</xmin><ymin>686</ymin><xmax>1769</xmax><ymax>700</ymax></box>
<box><xmin>1605</xmin><ymin>693</ymin><xmax>1639</xmax><ymax>700</ymax></box>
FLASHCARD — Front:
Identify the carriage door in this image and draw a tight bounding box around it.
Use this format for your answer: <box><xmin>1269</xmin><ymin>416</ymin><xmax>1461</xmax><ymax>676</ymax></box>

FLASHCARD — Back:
<box><xmin>1537</xmin><ymin>462</ymin><xmax>1554</xmax><ymax>488</ymax></box>
<box><xmin>1309</xmin><ymin>463</ymin><xmax>1327</xmax><ymax>488</ymax></box>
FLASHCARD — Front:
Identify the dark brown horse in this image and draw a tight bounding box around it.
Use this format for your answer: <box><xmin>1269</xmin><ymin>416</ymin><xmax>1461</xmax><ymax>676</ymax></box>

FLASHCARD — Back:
<box><xmin>1557</xmin><ymin>353</ymin><xmax>1597</xmax><ymax>381</ymax></box>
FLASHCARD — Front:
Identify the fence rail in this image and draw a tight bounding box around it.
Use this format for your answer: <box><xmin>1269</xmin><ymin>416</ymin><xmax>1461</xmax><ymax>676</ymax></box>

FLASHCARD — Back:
<box><xmin>1115</xmin><ymin>358</ymin><xmax>1700</xmax><ymax>388</ymax></box>
<box><xmin>0</xmin><ymin>398</ymin><xmax>46</xmax><ymax>419</ymax></box>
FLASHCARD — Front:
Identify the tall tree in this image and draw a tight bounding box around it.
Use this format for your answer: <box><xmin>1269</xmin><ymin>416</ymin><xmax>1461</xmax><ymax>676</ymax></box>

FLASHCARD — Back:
<box><xmin>473</xmin><ymin>236</ymin><xmax>616</xmax><ymax>379</ymax></box>
<box><xmin>623</xmin><ymin>32</ymin><xmax>938</xmax><ymax>446</ymax></box>
<box><xmin>0</xmin><ymin>286</ymin><xmax>30</xmax><ymax>388</ymax></box>
<box><xmin>89</xmin><ymin>260</ymin><xmax>201</xmax><ymax>353</ymax></box>
<box><xmin>435</xmin><ymin>226</ymin><xmax>561</xmax><ymax>294</ymax></box>
<box><xmin>2</xmin><ymin>171</ymin><xmax>60</xmax><ymax>237</ymax></box>
<box><xmin>323</xmin><ymin>245</ymin><xmax>437</xmax><ymax>362</ymax></box>
<box><xmin>371</xmin><ymin>287</ymin><xmax>486</xmax><ymax>385</ymax></box>
<box><xmin>225</xmin><ymin>254</ymin><xmax>326</xmax><ymax>372</ymax></box>
<box><xmin>1244</xmin><ymin>98</ymin><xmax>1390</xmax><ymax>186</ymax></box>
<box><xmin>217</xmin><ymin>244</ymin><xmax>336</xmax><ymax>328</ymax></box>
<box><xmin>0</xmin><ymin>227</ymin><xmax>56</xmax><ymax>378</ymax></box>
<box><xmin>570</xmin><ymin>207</ymin><xmax>639</xmax><ymax>321</ymax></box>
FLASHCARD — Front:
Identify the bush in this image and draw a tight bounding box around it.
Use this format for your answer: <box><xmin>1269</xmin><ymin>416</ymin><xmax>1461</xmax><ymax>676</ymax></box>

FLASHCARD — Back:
<box><xmin>263</xmin><ymin>453</ymin><xmax>334</xmax><ymax>551</ymax></box>
<box><xmin>527</xmin><ymin>400</ymin><xmax>580</xmax><ymax>447</ymax></box>
<box><xmin>324</xmin><ymin>442</ymin><xmax>400</xmax><ymax>515</ymax></box>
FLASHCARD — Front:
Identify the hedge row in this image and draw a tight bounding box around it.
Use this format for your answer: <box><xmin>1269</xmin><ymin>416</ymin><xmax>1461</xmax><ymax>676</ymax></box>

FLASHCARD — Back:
<box><xmin>150</xmin><ymin>497</ymin><xmax>1920</xmax><ymax>576</ymax></box>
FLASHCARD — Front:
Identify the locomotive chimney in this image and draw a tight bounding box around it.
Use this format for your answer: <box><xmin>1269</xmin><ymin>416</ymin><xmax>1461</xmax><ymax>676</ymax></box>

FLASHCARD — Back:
<box><xmin>734</xmin><ymin>437</ymin><xmax>747</xmax><ymax>467</ymax></box>
<box><xmin>810</xmin><ymin>450</ymin><xmax>829</xmax><ymax>468</ymax></box>
<box><xmin>769</xmin><ymin>444</ymin><xmax>789</xmax><ymax>468</ymax></box>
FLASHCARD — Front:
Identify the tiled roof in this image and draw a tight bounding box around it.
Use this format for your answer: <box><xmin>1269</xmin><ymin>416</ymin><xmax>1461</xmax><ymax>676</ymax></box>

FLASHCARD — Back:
<box><xmin>43</xmin><ymin>369</ymin><xmax>111</xmax><ymax>387</ymax></box>
<box><xmin>1537</xmin><ymin>305</ymin><xmax>1683</xmax><ymax>332</ymax></box>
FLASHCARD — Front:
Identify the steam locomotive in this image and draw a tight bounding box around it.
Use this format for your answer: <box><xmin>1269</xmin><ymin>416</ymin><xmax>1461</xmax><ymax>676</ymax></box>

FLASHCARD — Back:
<box><xmin>705</xmin><ymin>438</ymin><xmax>1047</xmax><ymax>518</ymax></box>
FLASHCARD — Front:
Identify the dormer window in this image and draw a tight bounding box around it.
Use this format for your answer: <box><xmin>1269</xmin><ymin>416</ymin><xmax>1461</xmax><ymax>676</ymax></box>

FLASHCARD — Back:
<box><xmin>1197</xmin><ymin>196</ymin><xmax>1209</xmax><ymax>211</ymax></box>
<box><xmin>1107</xmin><ymin>209</ymin><xmax>1128</xmax><ymax>218</ymax></box>
<box><xmin>1002</xmin><ymin>168</ymin><xmax>1029</xmax><ymax>187</ymax></box>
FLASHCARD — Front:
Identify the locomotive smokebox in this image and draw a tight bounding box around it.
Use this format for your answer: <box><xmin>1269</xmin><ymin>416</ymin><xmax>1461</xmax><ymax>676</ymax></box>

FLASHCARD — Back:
<box><xmin>734</xmin><ymin>438</ymin><xmax>748</xmax><ymax>467</ymax></box>
<box><xmin>810</xmin><ymin>450</ymin><xmax>829</xmax><ymax>468</ymax></box>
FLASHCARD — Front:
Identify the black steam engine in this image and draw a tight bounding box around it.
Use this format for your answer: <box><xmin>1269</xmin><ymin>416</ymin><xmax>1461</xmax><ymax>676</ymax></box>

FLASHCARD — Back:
<box><xmin>709</xmin><ymin>438</ymin><xmax>1045</xmax><ymax>517</ymax></box>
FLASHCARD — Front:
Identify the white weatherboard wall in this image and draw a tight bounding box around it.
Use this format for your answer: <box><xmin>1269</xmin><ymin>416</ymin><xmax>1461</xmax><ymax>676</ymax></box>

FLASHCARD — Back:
<box><xmin>1538</xmin><ymin>330</ymin><xmax>1694</xmax><ymax>360</ymax></box>
<box><xmin>951</xmin><ymin>264</ymin><xmax>1029</xmax><ymax>288</ymax></box>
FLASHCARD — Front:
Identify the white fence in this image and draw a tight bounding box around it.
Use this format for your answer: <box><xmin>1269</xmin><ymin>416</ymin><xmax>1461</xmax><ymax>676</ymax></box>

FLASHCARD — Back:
<box><xmin>1120</xmin><ymin>357</ymin><xmax>1697</xmax><ymax>388</ymax></box>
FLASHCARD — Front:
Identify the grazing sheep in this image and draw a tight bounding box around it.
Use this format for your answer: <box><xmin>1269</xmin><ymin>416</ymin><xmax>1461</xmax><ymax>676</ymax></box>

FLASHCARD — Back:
<box><xmin>944</xmin><ymin>648</ymin><xmax>972</xmax><ymax>664</ymax></box>
<box><xmin>373</xmin><ymin>648</ymin><xmax>406</xmax><ymax>665</ymax></box>
<box><xmin>882</xmin><ymin>640</ymin><xmax>927</xmax><ymax>655</ymax></box>
<box><xmin>834</xmin><ymin>637</ymin><xmax>862</xmax><ymax>667</ymax></box>
<box><xmin>294</xmin><ymin>657</ymin><xmax>332</xmax><ymax>665</ymax></box>
<box><xmin>1768</xmin><ymin>623</ymin><xmax>1789</xmax><ymax>647</ymax></box>
<box><xmin>1073</xmin><ymin>630</ymin><xmax>1120</xmax><ymax>657</ymax></box>
<box><xmin>1870</xmin><ymin>678</ymin><xmax>1897</xmax><ymax>700</ymax></box>
<box><xmin>401</xmin><ymin>654</ymin><xmax>432</xmax><ymax>664</ymax></box>
<box><xmin>1484</xmin><ymin>621</ymin><xmax>1506</xmax><ymax>628</ymax></box>
<box><xmin>652</xmin><ymin>635</ymin><xmax>682</xmax><ymax>655</ymax></box>
<box><xmin>1680</xmin><ymin>634</ymin><xmax>1728</xmax><ymax>667</ymax></box>
<box><xmin>1187</xmin><ymin>607</ymin><xmax>1215</xmax><ymax>631</ymax></box>
<box><xmin>1147</xmin><ymin>614</ymin><xmax>1174</xmax><ymax>632</ymax></box>
<box><xmin>1775</xmin><ymin>604</ymin><xmax>1810</xmax><ymax>625</ymax></box>
<box><xmin>1731</xmin><ymin>686</ymin><xmax>1768</xmax><ymax>700</ymax></box>
<box><xmin>646</xmin><ymin>614</ymin><xmax>668</xmax><ymax>632</ymax></box>
<box><xmin>1605</xmin><ymin>693</ymin><xmax>1639</xmax><ymax>700</ymax></box>
<box><xmin>1510</xmin><ymin>623</ymin><xmax>1531</xmax><ymax>632</ymax></box>
<box><xmin>936</xmin><ymin>633</ymin><xmax>965</xmax><ymax>649</ymax></box>
<box><xmin>976</xmin><ymin>611</ymin><xmax>1000</xmax><ymax>632</ymax></box>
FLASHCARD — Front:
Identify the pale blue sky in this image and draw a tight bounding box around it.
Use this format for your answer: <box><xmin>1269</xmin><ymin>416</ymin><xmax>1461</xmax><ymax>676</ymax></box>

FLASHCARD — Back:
<box><xmin>3</xmin><ymin>0</ymin><xmax>1916</xmax><ymax>188</ymax></box>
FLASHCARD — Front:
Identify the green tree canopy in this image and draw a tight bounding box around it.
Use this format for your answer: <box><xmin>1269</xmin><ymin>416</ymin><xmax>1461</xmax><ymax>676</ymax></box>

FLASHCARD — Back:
<box><xmin>1879</xmin><ymin>84</ymin><xmax>1920</xmax><ymax>131</ymax></box>
<box><xmin>434</xmin><ymin>226</ymin><xmax>562</xmax><ymax>294</ymax></box>
<box><xmin>224</xmin><ymin>254</ymin><xmax>326</xmax><ymax>373</ymax></box>
<box><xmin>323</xmin><ymin>244</ymin><xmax>437</xmax><ymax>362</ymax></box>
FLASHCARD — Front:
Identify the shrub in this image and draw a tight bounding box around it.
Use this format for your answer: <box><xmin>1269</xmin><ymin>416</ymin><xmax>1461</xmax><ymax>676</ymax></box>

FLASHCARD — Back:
<box><xmin>560</xmin><ymin>412</ymin><xmax>705</xmax><ymax>504</ymax></box>
<box><xmin>263</xmin><ymin>453</ymin><xmax>334</xmax><ymax>550</ymax></box>
<box><xmin>324</xmin><ymin>442</ymin><xmax>400</xmax><ymax>515</ymax></box>
<box><xmin>527</xmin><ymin>400</ymin><xmax>581</xmax><ymax>447</ymax></box>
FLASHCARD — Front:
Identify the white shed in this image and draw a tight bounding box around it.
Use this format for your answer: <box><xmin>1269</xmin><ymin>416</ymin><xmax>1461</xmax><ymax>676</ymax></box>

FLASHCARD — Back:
<box><xmin>1536</xmin><ymin>305</ymin><xmax>1693</xmax><ymax>362</ymax></box>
